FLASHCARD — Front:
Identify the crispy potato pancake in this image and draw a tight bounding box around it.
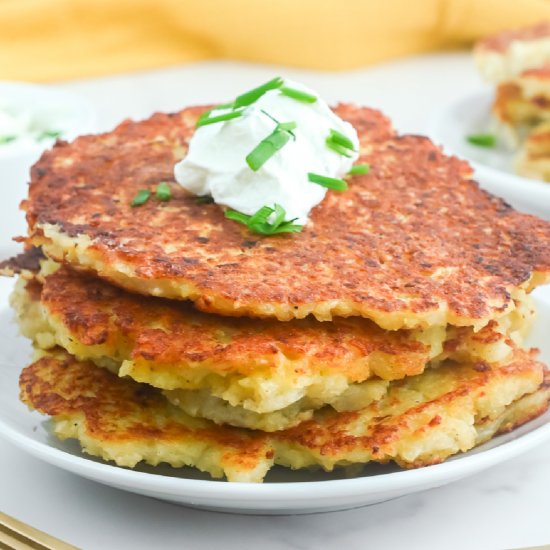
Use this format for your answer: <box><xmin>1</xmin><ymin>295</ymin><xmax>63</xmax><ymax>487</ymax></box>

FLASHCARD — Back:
<box><xmin>475</xmin><ymin>22</ymin><xmax>550</xmax><ymax>83</ymax></box>
<box><xmin>0</xmin><ymin>247</ymin><xmax>44</xmax><ymax>277</ymax></box>
<box><xmin>20</xmin><ymin>349</ymin><xmax>549</xmax><ymax>482</ymax></box>
<box><xmin>515</xmin><ymin>120</ymin><xmax>550</xmax><ymax>181</ymax></box>
<box><xmin>20</xmin><ymin>349</ymin><xmax>274</xmax><ymax>482</ymax></box>
<box><xmin>493</xmin><ymin>66</ymin><xmax>550</xmax><ymax>127</ymax></box>
<box><xmin>12</xmin><ymin>268</ymin><xmax>535</xmax><ymax>429</ymax></box>
<box><xmin>25</xmin><ymin>105</ymin><xmax>550</xmax><ymax>328</ymax></box>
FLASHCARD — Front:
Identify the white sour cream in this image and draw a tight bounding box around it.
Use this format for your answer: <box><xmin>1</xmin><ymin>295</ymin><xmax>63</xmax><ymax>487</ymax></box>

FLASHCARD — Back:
<box><xmin>174</xmin><ymin>79</ymin><xmax>359</xmax><ymax>224</ymax></box>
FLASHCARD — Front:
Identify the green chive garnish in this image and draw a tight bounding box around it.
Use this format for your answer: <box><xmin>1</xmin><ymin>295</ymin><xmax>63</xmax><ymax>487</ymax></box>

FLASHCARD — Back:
<box><xmin>38</xmin><ymin>130</ymin><xmax>62</xmax><ymax>141</ymax></box>
<box><xmin>225</xmin><ymin>210</ymin><xmax>251</xmax><ymax>224</ymax></box>
<box><xmin>196</xmin><ymin>109</ymin><xmax>244</xmax><ymax>128</ymax></box>
<box><xmin>325</xmin><ymin>140</ymin><xmax>353</xmax><ymax>157</ymax></box>
<box><xmin>308</xmin><ymin>173</ymin><xmax>348</xmax><ymax>191</ymax></box>
<box><xmin>348</xmin><ymin>164</ymin><xmax>370</xmax><ymax>175</ymax></box>
<box><xmin>131</xmin><ymin>189</ymin><xmax>151</xmax><ymax>207</ymax></box>
<box><xmin>328</xmin><ymin>129</ymin><xmax>355</xmax><ymax>151</ymax></box>
<box><xmin>325</xmin><ymin>129</ymin><xmax>356</xmax><ymax>157</ymax></box>
<box><xmin>246</xmin><ymin>121</ymin><xmax>296</xmax><ymax>171</ymax></box>
<box><xmin>156</xmin><ymin>182</ymin><xmax>171</xmax><ymax>202</ymax></box>
<box><xmin>234</xmin><ymin>77</ymin><xmax>284</xmax><ymax>108</ymax></box>
<box><xmin>0</xmin><ymin>135</ymin><xmax>16</xmax><ymax>144</ymax></box>
<box><xmin>277</xmin><ymin>121</ymin><xmax>297</xmax><ymax>132</ymax></box>
<box><xmin>225</xmin><ymin>204</ymin><xmax>303</xmax><ymax>235</ymax></box>
<box><xmin>197</xmin><ymin>102</ymin><xmax>235</xmax><ymax>124</ymax></box>
<box><xmin>280</xmin><ymin>86</ymin><xmax>317</xmax><ymax>103</ymax></box>
<box><xmin>466</xmin><ymin>133</ymin><xmax>496</xmax><ymax>148</ymax></box>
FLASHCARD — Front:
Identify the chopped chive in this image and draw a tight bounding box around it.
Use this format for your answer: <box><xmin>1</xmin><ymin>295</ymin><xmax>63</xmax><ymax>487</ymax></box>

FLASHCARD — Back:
<box><xmin>326</xmin><ymin>128</ymin><xmax>356</xmax><ymax>157</ymax></box>
<box><xmin>325</xmin><ymin>139</ymin><xmax>353</xmax><ymax>157</ymax></box>
<box><xmin>280</xmin><ymin>86</ymin><xmax>317</xmax><ymax>103</ymax></box>
<box><xmin>348</xmin><ymin>164</ymin><xmax>370</xmax><ymax>175</ymax></box>
<box><xmin>38</xmin><ymin>130</ymin><xmax>62</xmax><ymax>141</ymax></box>
<box><xmin>234</xmin><ymin>77</ymin><xmax>284</xmax><ymax>108</ymax></box>
<box><xmin>271</xmin><ymin>203</ymin><xmax>286</xmax><ymax>228</ymax></box>
<box><xmin>247</xmin><ymin>205</ymin><xmax>275</xmax><ymax>226</ymax></box>
<box><xmin>131</xmin><ymin>189</ymin><xmax>151</xmax><ymax>207</ymax></box>
<box><xmin>196</xmin><ymin>109</ymin><xmax>244</xmax><ymax>128</ymax></box>
<box><xmin>225</xmin><ymin>203</ymin><xmax>303</xmax><ymax>235</ymax></box>
<box><xmin>328</xmin><ymin>129</ymin><xmax>355</xmax><ymax>151</ymax></box>
<box><xmin>277</xmin><ymin>121</ymin><xmax>297</xmax><ymax>132</ymax></box>
<box><xmin>246</xmin><ymin>122</ymin><xmax>295</xmax><ymax>171</ymax></box>
<box><xmin>194</xmin><ymin>195</ymin><xmax>214</xmax><ymax>204</ymax></box>
<box><xmin>267</xmin><ymin>222</ymin><xmax>303</xmax><ymax>234</ymax></box>
<box><xmin>225</xmin><ymin>210</ymin><xmax>252</xmax><ymax>224</ymax></box>
<box><xmin>466</xmin><ymin>133</ymin><xmax>496</xmax><ymax>148</ymax></box>
<box><xmin>197</xmin><ymin>102</ymin><xmax>235</xmax><ymax>123</ymax></box>
<box><xmin>308</xmin><ymin>172</ymin><xmax>348</xmax><ymax>191</ymax></box>
<box><xmin>0</xmin><ymin>135</ymin><xmax>16</xmax><ymax>144</ymax></box>
<box><xmin>156</xmin><ymin>182</ymin><xmax>172</xmax><ymax>202</ymax></box>
<box><xmin>198</xmin><ymin>108</ymin><xmax>215</xmax><ymax>123</ymax></box>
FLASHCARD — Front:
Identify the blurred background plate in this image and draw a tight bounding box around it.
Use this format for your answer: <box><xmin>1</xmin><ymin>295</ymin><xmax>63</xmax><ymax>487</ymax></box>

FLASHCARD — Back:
<box><xmin>429</xmin><ymin>88</ymin><xmax>550</xmax><ymax>220</ymax></box>
<box><xmin>0</xmin><ymin>81</ymin><xmax>96</xmax><ymax>258</ymax></box>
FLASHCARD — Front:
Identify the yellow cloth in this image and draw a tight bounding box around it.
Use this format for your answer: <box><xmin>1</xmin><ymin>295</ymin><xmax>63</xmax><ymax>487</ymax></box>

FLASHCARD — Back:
<box><xmin>1</xmin><ymin>0</ymin><xmax>550</xmax><ymax>82</ymax></box>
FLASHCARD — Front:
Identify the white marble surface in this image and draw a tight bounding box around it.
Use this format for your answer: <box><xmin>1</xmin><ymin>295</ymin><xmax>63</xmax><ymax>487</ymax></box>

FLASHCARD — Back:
<box><xmin>1</xmin><ymin>52</ymin><xmax>550</xmax><ymax>549</ymax></box>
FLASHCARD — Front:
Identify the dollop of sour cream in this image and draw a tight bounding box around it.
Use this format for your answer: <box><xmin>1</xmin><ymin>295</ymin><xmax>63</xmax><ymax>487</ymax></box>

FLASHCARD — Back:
<box><xmin>174</xmin><ymin>79</ymin><xmax>359</xmax><ymax>224</ymax></box>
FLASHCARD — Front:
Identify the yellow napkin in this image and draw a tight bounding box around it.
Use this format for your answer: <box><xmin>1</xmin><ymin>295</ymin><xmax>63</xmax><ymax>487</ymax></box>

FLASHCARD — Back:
<box><xmin>1</xmin><ymin>0</ymin><xmax>550</xmax><ymax>82</ymax></box>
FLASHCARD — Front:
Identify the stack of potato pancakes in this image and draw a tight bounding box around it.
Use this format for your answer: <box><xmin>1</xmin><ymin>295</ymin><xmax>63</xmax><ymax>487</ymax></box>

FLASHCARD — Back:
<box><xmin>4</xmin><ymin>104</ymin><xmax>550</xmax><ymax>483</ymax></box>
<box><xmin>474</xmin><ymin>22</ymin><xmax>550</xmax><ymax>180</ymax></box>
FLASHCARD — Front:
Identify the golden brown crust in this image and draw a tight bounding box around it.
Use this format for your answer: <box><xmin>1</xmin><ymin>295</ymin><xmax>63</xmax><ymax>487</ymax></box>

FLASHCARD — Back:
<box><xmin>272</xmin><ymin>351</ymin><xmax>545</xmax><ymax>457</ymax></box>
<box><xmin>20</xmin><ymin>350</ymin><xmax>272</xmax><ymax>479</ymax></box>
<box><xmin>521</xmin><ymin>65</ymin><xmax>550</xmax><ymax>79</ymax></box>
<box><xmin>476</xmin><ymin>22</ymin><xmax>550</xmax><ymax>53</ymax></box>
<box><xmin>493</xmin><ymin>69</ymin><xmax>550</xmax><ymax>125</ymax></box>
<box><xmin>20</xmin><ymin>349</ymin><xmax>549</xmax><ymax>480</ymax></box>
<box><xmin>26</xmin><ymin>105</ymin><xmax>550</xmax><ymax>325</ymax></box>
<box><xmin>37</xmin><ymin>266</ymin><xmax>434</xmax><ymax>382</ymax></box>
<box><xmin>0</xmin><ymin>247</ymin><xmax>44</xmax><ymax>277</ymax></box>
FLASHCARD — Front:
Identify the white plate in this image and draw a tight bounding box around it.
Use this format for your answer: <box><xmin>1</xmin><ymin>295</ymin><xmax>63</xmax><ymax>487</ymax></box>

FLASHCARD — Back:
<box><xmin>0</xmin><ymin>81</ymin><xmax>96</xmax><ymax>260</ymax></box>
<box><xmin>1</xmin><ymin>276</ymin><xmax>550</xmax><ymax>515</ymax></box>
<box><xmin>428</xmin><ymin>89</ymin><xmax>550</xmax><ymax>220</ymax></box>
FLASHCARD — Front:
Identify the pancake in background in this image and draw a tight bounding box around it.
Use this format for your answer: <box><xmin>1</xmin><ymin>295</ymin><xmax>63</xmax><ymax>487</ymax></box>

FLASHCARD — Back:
<box><xmin>474</xmin><ymin>22</ymin><xmax>550</xmax><ymax>84</ymax></box>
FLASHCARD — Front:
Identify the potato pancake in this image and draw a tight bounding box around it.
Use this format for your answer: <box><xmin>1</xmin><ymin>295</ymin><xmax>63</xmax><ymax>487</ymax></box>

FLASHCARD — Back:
<box><xmin>474</xmin><ymin>22</ymin><xmax>550</xmax><ymax>83</ymax></box>
<box><xmin>20</xmin><ymin>349</ymin><xmax>549</xmax><ymax>482</ymax></box>
<box><xmin>11</xmin><ymin>267</ymin><xmax>535</xmax><ymax>429</ymax></box>
<box><xmin>25</xmin><ymin>105</ymin><xmax>550</xmax><ymax>328</ymax></box>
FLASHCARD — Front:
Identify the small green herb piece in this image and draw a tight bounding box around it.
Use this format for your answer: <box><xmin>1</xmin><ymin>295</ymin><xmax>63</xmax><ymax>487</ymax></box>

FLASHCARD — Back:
<box><xmin>131</xmin><ymin>189</ymin><xmax>151</xmax><ymax>207</ymax></box>
<box><xmin>225</xmin><ymin>203</ymin><xmax>303</xmax><ymax>235</ymax></box>
<box><xmin>325</xmin><ymin>140</ymin><xmax>353</xmax><ymax>157</ymax></box>
<box><xmin>280</xmin><ymin>86</ymin><xmax>317</xmax><ymax>103</ymax></box>
<box><xmin>0</xmin><ymin>135</ymin><xmax>16</xmax><ymax>144</ymax></box>
<box><xmin>38</xmin><ymin>130</ymin><xmax>62</xmax><ymax>141</ymax></box>
<box><xmin>195</xmin><ymin>195</ymin><xmax>214</xmax><ymax>204</ymax></box>
<box><xmin>156</xmin><ymin>182</ymin><xmax>171</xmax><ymax>202</ymax></box>
<box><xmin>197</xmin><ymin>102</ymin><xmax>235</xmax><ymax>124</ymax></box>
<box><xmin>225</xmin><ymin>210</ymin><xmax>251</xmax><ymax>224</ymax></box>
<box><xmin>325</xmin><ymin>128</ymin><xmax>356</xmax><ymax>157</ymax></box>
<box><xmin>196</xmin><ymin>109</ymin><xmax>244</xmax><ymax>128</ymax></box>
<box><xmin>348</xmin><ymin>164</ymin><xmax>370</xmax><ymax>175</ymax></box>
<box><xmin>246</xmin><ymin>121</ymin><xmax>296</xmax><ymax>171</ymax></box>
<box><xmin>308</xmin><ymin>172</ymin><xmax>348</xmax><ymax>191</ymax></box>
<box><xmin>234</xmin><ymin>77</ymin><xmax>284</xmax><ymax>108</ymax></box>
<box><xmin>277</xmin><ymin>121</ymin><xmax>297</xmax><ymax>132</ymax></box>
<box><xmin>328</xmin><ymin>129</ymin><xmax>355</xmax><ymax>151</ymax></box>
<box><xmin>466</xmin><ymin>133</ymin><xmax>496</xmax><ymax>148</ymax></box>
